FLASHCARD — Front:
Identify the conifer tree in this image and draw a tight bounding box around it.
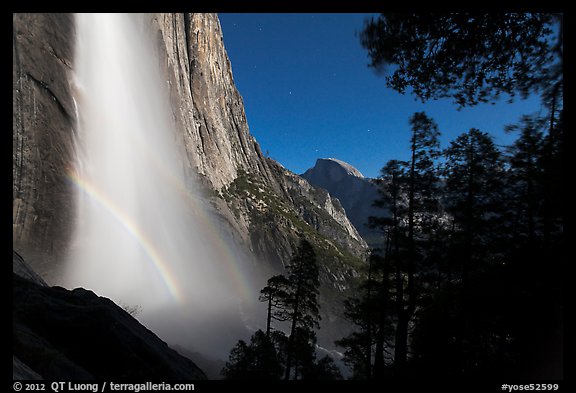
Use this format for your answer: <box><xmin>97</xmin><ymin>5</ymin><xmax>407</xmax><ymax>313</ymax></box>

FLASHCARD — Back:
<box><xmin>259</xmin><ymin>274</ymin><xmax>290</xmax><ymax>337</ymax></box>
<box><xmin>443</xmin><ymin>128</ymin><xmax>505</xmax><ymax>291</ymax></box>
<box><xmin>283</xmin><ymin>238</ymin><xmax>321</xmax><ymax>380</ymax></box>
<box><xmin>395</xmin><ymin>112</ymin><xmax>441</xmax><ymax>371</ymax></box>
<box><xmin>221</xmin><ymin>330</ymin><xmax>283</xmax><ymax>380</ymax></box>
<box><xmin>360</xmin><ymin>13</ymin><xmax>562</xmax><ymax>108</ymax></box>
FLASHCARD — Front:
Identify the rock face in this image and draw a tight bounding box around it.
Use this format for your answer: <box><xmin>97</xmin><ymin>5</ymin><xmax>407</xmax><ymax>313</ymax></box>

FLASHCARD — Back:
<box><xmin>13</xmin><ymin>250</ymin><xmax>47</xmax><ymax>287</ymax></box>
<box><xmin>13</xmin><ymin>271</ymin><xmax>207</xmax><ymax>380</ymax></box>
<box><xmin>213</xmin><ymin>160</ymin><xmax>367</xmax><ymax>349</ymax></box>
<box><xmin>12</xmin><ymin>13</ymin><xmax>368</xmax><ymax>359</ymax></box>
<box><xmin>151</xmin><ymin>13</ymin><xmax>277</xmax><ymax>192</ymax></box>
<box><xmin>13</xmin><ymin>14</ymin><xmax>77</xmax><ymax>282</ymax></box>
<box><xmin>12</xmin><ymin>12</ymin><xmax>367</xmax><ymax>282</ymax></box>
<box><xmin>302</xmin><ymin>158</ymin><xmax>384</xmax><ymax>246</ymax></box>
<box><xmin>151</xmin><ymin>13</ymin><xmax>367</xmax><ymax>270</ymax></box>
<box><xmin>13</xmin><ymin>356</ymin><xmax>43</xmax><ymax>380</ymax></box>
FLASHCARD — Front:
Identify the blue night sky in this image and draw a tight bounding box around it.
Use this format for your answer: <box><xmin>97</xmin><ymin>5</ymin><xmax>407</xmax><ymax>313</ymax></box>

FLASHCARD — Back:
<box><xmin>218</xmin><ymin>13</ymin><xmax>546</xmax><ymax>179</ymax></box>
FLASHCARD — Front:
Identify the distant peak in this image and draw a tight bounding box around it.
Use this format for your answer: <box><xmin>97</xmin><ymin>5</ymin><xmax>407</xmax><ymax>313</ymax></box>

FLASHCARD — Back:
<box><xmin>315</xmin><ymin>158</ymin><xmax>364</xmax><ymax>179</ymax></box>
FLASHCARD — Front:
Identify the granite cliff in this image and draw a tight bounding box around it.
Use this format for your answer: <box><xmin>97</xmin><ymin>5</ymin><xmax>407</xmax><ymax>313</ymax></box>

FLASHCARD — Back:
<box><xmin>12</xmin><ymin>13</ymin><xmax>368</xmax><ymax>369</ymax></box>
<box><xmin>151</xmin><ymin>13</ymin><xmax>369</xmax><ymax>346</ymax></box>
<box><xmin>13</xmin><ymin>12</ymin><xmax>367</xmax><ymax>284</ymax></box>
<box><xmin>151</xmin><ymin>13</ymin><xmax>367</xmax><ymax>266</ymax></box>
<box><xmin>13</xmin><ymin>14</ymin><xmax>77</xmax><ymax>282</ymax></box>
<box><xmin>302</xmin><ymin>158</ymin><xmax>384</xmax><ymax>247</ymax></box>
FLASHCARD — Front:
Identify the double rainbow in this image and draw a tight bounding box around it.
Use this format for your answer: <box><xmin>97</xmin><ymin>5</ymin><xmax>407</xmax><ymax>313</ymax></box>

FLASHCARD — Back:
<box><xmin>66</xmin><ymin>162</ymin><xmax>253</xmax><ymax>305</ymax></box>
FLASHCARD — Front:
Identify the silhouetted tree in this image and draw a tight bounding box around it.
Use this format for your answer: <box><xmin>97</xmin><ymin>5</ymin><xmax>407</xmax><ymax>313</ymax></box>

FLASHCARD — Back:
<box><xmin>225</xmin><ymin>238</ymin><xmax>336</xmax><ymax>380</ymax></box>
<box><xmin>221</xmin><ymin>330</ymin><xmax>283</xmax><ymax>380</ymax></box>
<box><xmin>443</xmin><ymin>128</ymin><xmax>505</xmax><ymax>291</ymax></box>
<box><xmin>259</xmin><ymin>274</ymin><xmax>290</xmax><ymax>337</ymax></box>
<box><xmin>360</xmin><ymin>13</ymin><xmax>562</xmax><ymax>108</ymax></box>
<box><xmin>442</xmin><ymin>128</ymin><xmax>506</xmax><ymax>372</ymax></box>
<box><xmin>505</xmin><ymin>115</ymin><xmax>546</xmax><ymax>247</ymax></box>
<box><xmin>371</xmin><ymin>160</ymin><xmax>407</xmax><ymax>377</ymax></box>
<box><xmin>390</xmin><ymin>111</ymin><xmax>441</xmax><ymax>372</ymax></box>
<box><xmin>335</xmin><ymin>331</ymin><xmax>367</xmax><ymax>379</ymax></box>
<box><xmin>221</xmin><ymin>340</ymin><xmax>250</xmax><ymax>379</ymax></box>
<box><xmin>291</xmin><ymin>326</ymin><xmax>317</xmax><ymax>380</ymax></box>
<box><xmin>269</xmin><ymin>329</ymin><xmax>289</xmax><ymax>370</ymax></box>
<box><xmin>540</xmin><ymin>110</ymin><xmax>564</xmax><ymax>251</ymax></box>
<box><xmin>342</xmin><ymin>112</ymin><xmax>442</xmax><ymax>377</ymax></box>
<box><xmin>372</xmin><ymin>246</ymin><xmax>394</xmax><ymax>379</ymax></box>
<box><xmin>335</xmin><ymin>251</ymin><xmax>393</xmax><ymax>380</ymax></box>
<box><xmin>303</xmin><ymin>355</ymin><xmax>343</xmax><ymax>380</ymax></box>
<box><xmin>283</xmin><ymin>238</ymin><xmax>321</xmax><ymax>380</ymax></box>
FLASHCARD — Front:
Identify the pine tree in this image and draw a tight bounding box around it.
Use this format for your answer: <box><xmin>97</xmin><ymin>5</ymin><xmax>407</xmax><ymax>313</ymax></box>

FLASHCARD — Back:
<box><xmin>335</xmin><ymin>251</ymin><xmax>393</xmax><ymax>380</ymax></box>
<box><xmin>221</xmin><ymin>339</ymin><xmax>250</xmax><ymax>379</ymax></box>
<box><xmin>360</xmin><ymin>13</ymin><xmax>562</xmax><ymax>108</ymax></box>
<box><xmin>283</xmin><ymin>238</ymin><xmax>321</xmax><ymax>380</ymax></box>
<box><xmin>540</xmin><ymin>110</ymin><xmax>564</xmax><ymax>251</ymax></box>
<box><xmin>339</xmin><ymin>111</ymin><xmax>442</xmax><ymax>377</ymax></box>
<box><xmin>303</xmin><ymin>355</ymin><xmax>343</xmax><ymax>380</ymax></box>
<box><xmin>259</xmin><ymin>274</ymin><xmax>291</xmax><ymax>337</ymax></box>
<box><xmin>340</xmin><ymin>113</ymin><xmax>442</xmax><ymax>377</ymax></box>
<box><xmin>225</xmin><ymin>238</ymin><xmax>327</xmax><ymax>380</ymax></box>
<box><xmin>393</xmin><ymin>112</ymin><xmax>441</xmax><ymax>372</ymax></box>
<box><xmin>505</xmin><ymin>115</ymin><xmax>546</xmax><ymax>248</ymax></box>
<box><xmin>443</xmin><ymin>128</ymin><xmax>505</xmax><ymax>291</ymax></box>
<box><xmin>442</xmin><ymin>128</ymin><xmax>506</xmax><ymax>372</ymax></box>
<box><xmin>221</xmin><ymin>330</ymin><xmax>283</xmax><ymax>380</ymax></box>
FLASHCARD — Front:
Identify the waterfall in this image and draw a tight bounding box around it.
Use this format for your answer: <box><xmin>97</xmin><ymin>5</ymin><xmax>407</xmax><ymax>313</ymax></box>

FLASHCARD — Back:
<box><xmin>65</xmin><ymin>13</ymin><xmax>259</xmax><ymax>358</ymax></box>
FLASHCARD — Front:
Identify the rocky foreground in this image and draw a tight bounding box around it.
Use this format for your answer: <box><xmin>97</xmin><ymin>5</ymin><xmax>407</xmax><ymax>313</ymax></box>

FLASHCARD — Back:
<box><xmin>13</xmin><ymin>252</ymin><xmax>206</xmax><ymax>380</ymax></box>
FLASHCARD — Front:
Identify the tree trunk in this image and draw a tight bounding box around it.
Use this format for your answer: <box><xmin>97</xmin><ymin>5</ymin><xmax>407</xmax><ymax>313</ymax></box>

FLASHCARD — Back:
<box><xmin>455</xmin><ymin>138</ymin><xmax>476</xmax><ymax>374</ymax></box>
<box><xmin>365</xmin><ymin>252</ymin><xmax>373</xmax><ymax>380</ymax></box>
<box><xmin>266</xmin><ymin>295</ymin><xmax>272</xmax><ymax>337</ymax></box>
<box><xmin>373</xmin><ymin>230</ymin><xmax>392</xmax><ymax>379</ymax></box>
<box><xmin>373</xmin><ymin>231</ymin><xmax>390</xmax><ymax>379</ymax></box>
<box><xmin>543</xmin><ymin>83</ymin><xmax>559</xmax><ymax>252</ymax></box>
<box><xmin>394</xmin><ymin>134</ymin><xmax>417</xmax><ymax>373</ymax></box>
<box><xmin>284</xmin><ymin>281</ymin><xmax>301</xmax><ymax>380</ymax></box>
<box><xmin>394</xmin><ymin>312</ymin><xmax>409</xmax><ymax>373</ymax></box>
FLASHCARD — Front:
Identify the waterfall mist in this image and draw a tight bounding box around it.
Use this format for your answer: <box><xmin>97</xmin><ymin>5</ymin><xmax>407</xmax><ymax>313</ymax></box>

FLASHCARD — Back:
<box><xmin>65</xmin><ymin>13</ymin><xmax>263</xmax><ymax>359</ymax></box>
